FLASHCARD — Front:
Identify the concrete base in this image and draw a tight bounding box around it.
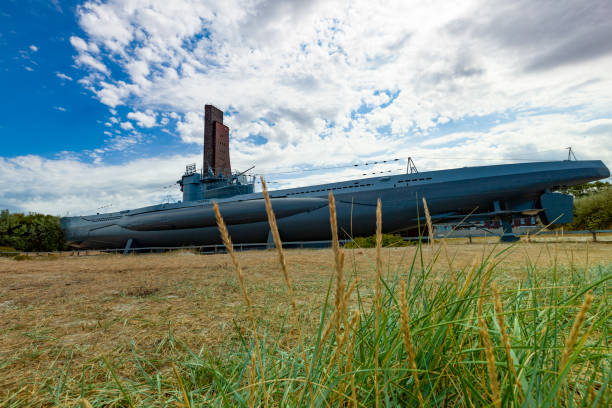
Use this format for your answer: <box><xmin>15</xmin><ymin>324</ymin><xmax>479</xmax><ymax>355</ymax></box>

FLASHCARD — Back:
<box><xmin>500</xmin><ymin>233</ymin><xmax>520</xmax><ymax>243</ymax></box>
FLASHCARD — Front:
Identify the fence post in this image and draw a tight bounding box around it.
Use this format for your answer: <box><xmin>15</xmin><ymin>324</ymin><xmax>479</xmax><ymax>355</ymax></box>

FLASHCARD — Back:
<box><xmin>592</xmin><ymin>231</ymin><xmax>597</xmax><ymax>242</ymax></box>
<box><xmin>468</xmin><ymin>234</ymin><xmax>472</xmax><ymax>244</ymax></box>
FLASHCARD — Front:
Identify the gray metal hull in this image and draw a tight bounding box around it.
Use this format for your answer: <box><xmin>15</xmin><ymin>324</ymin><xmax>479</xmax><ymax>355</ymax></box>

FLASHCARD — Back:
<box><xmin>60</xmin><ymin>160</ymin><xmax>610</xmax><ymax>249</ymax></box>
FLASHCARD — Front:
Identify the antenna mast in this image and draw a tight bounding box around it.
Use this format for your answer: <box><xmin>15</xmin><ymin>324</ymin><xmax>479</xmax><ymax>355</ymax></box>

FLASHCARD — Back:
<box><xmin>406</xmin><ymin>157</ymin><xmax>419</xmax><ymax>174</ymax></box>
<box><xmin>566</xmin><ymin>147</ymin><xmax>577</xmax><ymax>161</ymax></box>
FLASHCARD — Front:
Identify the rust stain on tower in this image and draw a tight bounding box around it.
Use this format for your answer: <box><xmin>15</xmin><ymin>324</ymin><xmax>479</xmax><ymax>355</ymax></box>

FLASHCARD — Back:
<box><xmin>203</xmin><ymin>104</ymin><xmax>231</xmax><ymax>177</ymax></box>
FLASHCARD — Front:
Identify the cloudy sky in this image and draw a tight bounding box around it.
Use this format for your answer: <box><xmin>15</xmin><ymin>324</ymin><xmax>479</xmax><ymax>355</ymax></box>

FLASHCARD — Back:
<box><xmin>1</xmin><ymin>0</ymin><xmax>611</xmax><ymax>215</ymax></box>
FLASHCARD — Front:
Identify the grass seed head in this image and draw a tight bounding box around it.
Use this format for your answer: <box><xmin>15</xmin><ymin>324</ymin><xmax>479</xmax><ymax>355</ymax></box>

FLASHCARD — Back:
<box><xmin>560</xmin><ymin>290</ymin><xmax>595</xmax><ymax>370</ymax></box>
<box><xmin>422</xmin><ymin>197</ymin><xmax>434</xmax><ymax>246</ymax></box>
<box><xmin>213</xmin><ymin>202</ymin><xmax>252</xmax><ymax>310</ymax></box>
<box><xmin>375</xmin><ymin>198</ymin><xmax>383</xmax><ymax>300</ymax></box>
<box><xmin>478</xmin><ymin>285</ymin><xmax>501</xmax><ymax>408</ymax></box>
<box><xmin>399</xmin><ymin>280</ymin><xmax>425</xmax><ymax>408</ymax></box>
<box><xmin>260</xmin><ymin>177</ymin><xmax>297</xmax><ymax>314</ymax></box>
<box><xmin>329</xmin><ymin>192</ymin><xmax>346</xmax><ymax>331</ymax></box>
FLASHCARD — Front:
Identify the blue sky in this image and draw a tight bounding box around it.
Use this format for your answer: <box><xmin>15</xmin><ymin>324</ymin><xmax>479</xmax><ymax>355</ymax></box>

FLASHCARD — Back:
<box><xmin>0</xmin><ymin>0</ymin><xmax>108</xmax><ymax>156</ymax></box>
<box><xmin>0</xmin><ymin>0</ymin><xmax>611</xmax><ymax>215</ymax></box>
<box><xmin>0</xmin><ymin>0</ymin><xmax>198</xmax><ymax>163</ymax></box>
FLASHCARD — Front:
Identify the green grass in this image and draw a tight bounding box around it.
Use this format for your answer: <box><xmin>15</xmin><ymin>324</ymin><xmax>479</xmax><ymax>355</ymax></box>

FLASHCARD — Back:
<box><xmin>3</xmin><ymin>240</ymin><xmax>610</xmax><ymax>407</ymax></box>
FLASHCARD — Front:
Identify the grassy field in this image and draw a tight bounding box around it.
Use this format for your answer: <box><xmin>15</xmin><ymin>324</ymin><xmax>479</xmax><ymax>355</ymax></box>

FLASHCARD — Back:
<box><xmin>1</xmin><ymin>236</ymin><xmax>611</xmax><ymax>406</ymax></box>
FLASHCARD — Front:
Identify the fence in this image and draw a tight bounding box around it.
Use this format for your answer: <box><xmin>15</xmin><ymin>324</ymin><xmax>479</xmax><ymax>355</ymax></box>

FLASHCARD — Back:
<box><xmin>432</xmin><ymin>229</ymin><xmax>612</xmax><ymax>244</ymax></box>
<box><xmin>0</xmin><ymin>240</ymin><xmax>352</xmax><ymax>257</ymax></box>
<box><xmin>1</xmin><ymin>231</ymin><xmax>610</xmax><ymax>258</ymax></box>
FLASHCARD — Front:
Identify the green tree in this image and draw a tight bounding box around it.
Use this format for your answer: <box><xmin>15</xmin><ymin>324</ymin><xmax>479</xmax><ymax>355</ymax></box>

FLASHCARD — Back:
<box><xmin>0</xmin><ymin>210</ymin><xmax>66</xmax><ymax>251</ymax></box>
<box><xmin>560</xmin><ymin>181</ymin><xmax>610</xmax><ymax>197</ymax></box>
<box><xmin>568</xmin><ymin>188</ymin><xmax>612</xmax><ymax>230</ymax></box>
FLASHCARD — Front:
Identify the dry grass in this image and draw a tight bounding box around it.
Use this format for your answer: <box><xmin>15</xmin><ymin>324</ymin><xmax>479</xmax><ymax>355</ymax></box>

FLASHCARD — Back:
<box><xmin>1</xmin><ymin>242</ymin><xmax>611</xmax><ymax>405</ymax></box>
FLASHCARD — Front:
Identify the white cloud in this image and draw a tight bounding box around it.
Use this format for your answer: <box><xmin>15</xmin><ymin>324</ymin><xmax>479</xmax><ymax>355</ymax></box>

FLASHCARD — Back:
<box><xmin>29</xmin><ymin>45</ymin><xmax>38</xmax><ymax>52</ymax></box>
<box><xmin>76</xmin><ymin>2</ymin><xmax>134</xmax><ymax>53</ymax></box>
<box><xmin>24</xmin><ymin>66</ymin><xmax>34</xmax><ymax>72</ymax></box>
<box><xmin>67</xmin><ymin>0</ymin><xmax>611</xmax><ymax>140</ymax></box>
<box><xmin>69</xmin><ymin>36</ymin><xmax>90</xmax><ymax>52</ymax></box>
<box><xmin>127</xmin><ymin>110</ymin><xmax>157</xmax><ymax>127</ymax></box>
<box><xmin>175</xmin><ymin>111</ymin><xmax>202</xmax><ymax>143</ymax></box>
<box><xmin>95</xmin><ymin>81</ymin><xmax>137</xmax><ymax>107</ymax></box>
<box><xmin>0</xmin><ymin>154</ymin><xmax>190</xmax><ymax>215</ymax></box>
<box><xmin>55</xmin><ymin>72</ymin><xmax>73</xmax><ymax>81</ymax></box>
<box><xmin>51</xmin><ymin>0</ymin><xmax>63</xmax><ymax>13</ymax></box>
<box><xmin>75</xmin><ymin>53</ymin><xmax>109</xmax><ymax>74</ymax></box>
<box><xmin>54</xmin><ymin>106</ymin><xmax>67</xmax><ymax>112</ymax></box>
<box><xmin>120</xmin><ymin>121</ymin><xmax>134</xmax><ymax>130</ymax></box>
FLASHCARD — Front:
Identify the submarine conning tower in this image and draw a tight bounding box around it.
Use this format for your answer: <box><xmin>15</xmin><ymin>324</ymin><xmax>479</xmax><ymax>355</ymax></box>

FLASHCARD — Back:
<box><xmin>179</xmin><ymin>105</ymin><xmax>254</xmax><ymax>202</ymax></box>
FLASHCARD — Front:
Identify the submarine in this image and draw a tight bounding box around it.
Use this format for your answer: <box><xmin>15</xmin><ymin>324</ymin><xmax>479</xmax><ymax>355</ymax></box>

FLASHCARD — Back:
<box><xmin>60</xmin><ymin>105</ymin><xmax>610</xmax><ymax>249</ymax></box>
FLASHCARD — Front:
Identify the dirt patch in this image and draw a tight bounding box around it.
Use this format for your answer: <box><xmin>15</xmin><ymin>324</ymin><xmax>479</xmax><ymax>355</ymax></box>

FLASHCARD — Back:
<box><xmin>125</xmin><ymin>286</ymin><xmax>160</xmax><ymax>297</ymax></box>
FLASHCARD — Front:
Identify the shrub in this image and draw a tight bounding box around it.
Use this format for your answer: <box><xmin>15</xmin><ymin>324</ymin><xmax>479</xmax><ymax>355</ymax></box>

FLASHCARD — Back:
<box><xmin>0</xmin><ymin>245</ymin><xmax>18</xmax><ymax>257</ymax></box>
<box><xmin>345</xmin><ymin>233</ymin><xmax>412</xmax><ymax>248</ymax></box>
<box><xmin>569</xmin><ymin>188</ymin><xmax>612</xmax><ymax>230</ymax></box>
<box><xmin>12</xmin><ymin>254</ymin><xmax>31</xmax><ymax>261</ymax></box>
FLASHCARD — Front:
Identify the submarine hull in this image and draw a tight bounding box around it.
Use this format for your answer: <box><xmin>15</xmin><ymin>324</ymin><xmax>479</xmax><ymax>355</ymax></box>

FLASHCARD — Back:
<box><xmin>60</xmin><ymin>160</ymin><xmax>610</xmax><ymax>249</ymax></box>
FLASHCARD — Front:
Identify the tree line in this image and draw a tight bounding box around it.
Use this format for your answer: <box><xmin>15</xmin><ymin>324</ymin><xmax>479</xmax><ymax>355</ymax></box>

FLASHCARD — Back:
<box><xmin>0</xmin><ymin>210</ymin><xmax>66</xmax><ymax>252</ymax></box>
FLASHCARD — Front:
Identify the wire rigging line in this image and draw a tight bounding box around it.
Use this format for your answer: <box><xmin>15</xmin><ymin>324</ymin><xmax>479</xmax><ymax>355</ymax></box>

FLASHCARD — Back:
<box><xmin>253</xmin><ymin>158</ymin><xmax>402</xmax><ymax>176</ymax></box>
<box><xmin>249</xmin><ymin>149</ymin><xmax>567</xmax><ymax>176</ymax></box>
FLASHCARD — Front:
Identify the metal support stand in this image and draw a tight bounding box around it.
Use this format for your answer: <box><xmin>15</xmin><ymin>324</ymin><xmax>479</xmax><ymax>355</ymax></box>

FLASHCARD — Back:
<box><xmin>266</xmin><ymin>230</ymin><xmax>275</xmax><ymax>249</ymax></box>
<box><xmin>123</xmin><ymin>238</ymin><xmax>134</xmax><ymax>255</ymax></box>
<box><xmin>500</xmin><ymin>218</ymin><xmax>519</xmax><ymax>243</ymax></box>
